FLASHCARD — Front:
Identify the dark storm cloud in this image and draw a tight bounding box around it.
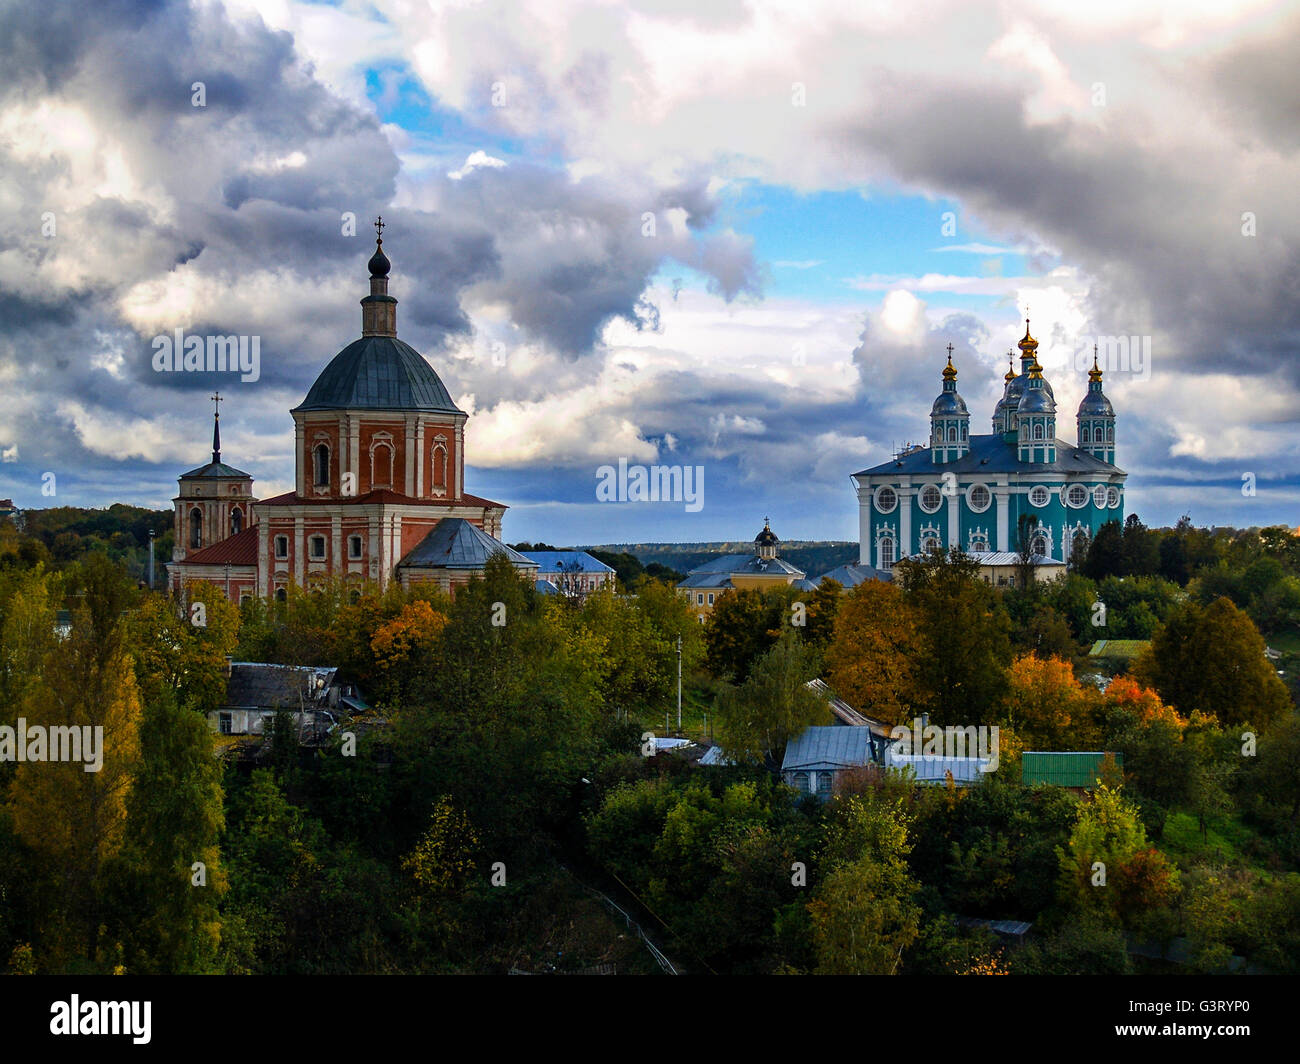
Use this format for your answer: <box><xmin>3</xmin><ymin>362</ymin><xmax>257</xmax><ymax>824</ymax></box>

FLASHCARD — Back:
<box><xmin>830</xmin><ymin>62</ymin><xmax>1300</xmax><ymax>386</ymax></box>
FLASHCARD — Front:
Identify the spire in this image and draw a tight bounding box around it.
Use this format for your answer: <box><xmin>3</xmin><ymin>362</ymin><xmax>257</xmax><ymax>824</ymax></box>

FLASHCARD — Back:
<box><xmin>1005</xmin><ymin>351</ymin><xmax>1016</xmax><ymax>382</ymax></box>
<box><xmin>210</xmin><ymin>391</ymin><xmax>222</xmax><ymax>464</ymax></box>
<box><xmin>1017</xmin><ymin>313</ymin><xmax>1039</xmax><ymax>364</ymax></box>
<box><xmin>1089</xmin><ymin>343</ymin><xmax>1103</xmax><ymax>384</ymax></box>
<box><xmin>942</xmin><ymin>343</ymin><xmax>958</xmax><ymax>382</ymax></box>
<box><xmin>361</xmin><ymin>216</ymin><xmax>397</xmax><ymax>337</ymax></box>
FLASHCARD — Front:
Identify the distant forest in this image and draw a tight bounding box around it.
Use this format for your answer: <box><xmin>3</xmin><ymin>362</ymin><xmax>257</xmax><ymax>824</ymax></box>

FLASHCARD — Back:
<box><xmin>580</xmin><ymin>541</ymin><xmax>860</xmax><ymax>582</ymax></box>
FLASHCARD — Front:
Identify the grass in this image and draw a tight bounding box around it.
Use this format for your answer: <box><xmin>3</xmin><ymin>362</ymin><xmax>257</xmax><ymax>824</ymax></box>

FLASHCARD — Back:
<box><xmin>1265</xmin><ymin>629</ymin><xmax>1300</xmax><ymax>656</ymax></box>
<box><xmin>1158</xmin><ymin>810</ymin><xmax>1266</xmax><ymax>871</ymax></box>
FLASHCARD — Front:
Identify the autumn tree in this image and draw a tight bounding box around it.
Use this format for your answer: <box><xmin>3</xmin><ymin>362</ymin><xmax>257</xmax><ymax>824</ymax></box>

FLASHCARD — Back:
<box><xmin>824</xmin><ymin>580</ymin><xmax>925</xmax><ymax>725</ymax></box>
<box><xmin>1000</xmin><ymin>654</ymin><xmax>1098</xmax><ymax>750</ymax></box>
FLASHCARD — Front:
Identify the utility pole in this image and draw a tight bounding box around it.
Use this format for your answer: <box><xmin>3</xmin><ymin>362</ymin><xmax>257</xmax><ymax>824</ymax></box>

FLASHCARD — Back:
<box><xmin>148</xmin><ymin>529</ymin><xmax>155</xmax><ymax>590</ymax></box>
<box><xmin>676</xmin><ymin>635</ymin><xmax>682</xmax><ymax>735</ymax></box>
<box><xmin>224</xmin><ymin>561</ymin><xmax>231</xmax><ymax>602</ymax></box>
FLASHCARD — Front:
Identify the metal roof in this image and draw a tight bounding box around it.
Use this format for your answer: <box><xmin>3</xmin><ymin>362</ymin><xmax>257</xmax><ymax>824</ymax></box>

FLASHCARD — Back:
<box><xmin>853</xmin><ymin>432</ymin><xmax>1123</xmax><ymax>478</ymax></box>
<box><xmin>397</xmin><ymin>518</ymin><xmax>537</xmax><ymax>571</ymax></box>
<box><xmin>179</xmin><ymin>459</ymin><xmax>252</xmax><ymax>480</ymax></box>
<box><xmin>814</xmin><ymin>562</ymin><xmax>893</xmax><ymax>587</ymax></box>
<box><xmin>682</xmin><ymin>553</ymin><xmax>805</xmax><ymax>577</ymax></box>
<box><xmin>179</xmin><ymin>525</ymin><xmax>258</xmax><ymax>566</ymax></box>
<box><xmin>1021</xmin><ymin>750</ymin><xmax>1123</xmax><ymax>788</ymax></box>
<box><xmin>518</xmin><ymin>550</ymin><xmax>615</xmax><ymax>573</ymax></box>
<box><xmin>225</xmin><ymin>663</ymin><xmax>337</xmax><ymax>710</ymax></box>
<box><xmin>781</xmin><ymin>726</ymin><xmax>872</xmax><ymax>772</ymax></box>
<box><xmin>958</xmin><ymin>551</ymin><xmax>1067</xmax><ymax>566</ymax></box>
<box><xmin>293</xmin><ymin>336</ymin><xmax>463</xmax><ymax>413</ymax></box>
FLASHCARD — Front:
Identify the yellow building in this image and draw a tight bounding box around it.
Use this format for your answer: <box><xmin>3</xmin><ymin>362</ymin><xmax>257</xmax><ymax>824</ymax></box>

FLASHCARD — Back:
<box><xmin>678</xmin><ymin>519</ymin><xmax>810</xmax><ymax>621</ymax></box>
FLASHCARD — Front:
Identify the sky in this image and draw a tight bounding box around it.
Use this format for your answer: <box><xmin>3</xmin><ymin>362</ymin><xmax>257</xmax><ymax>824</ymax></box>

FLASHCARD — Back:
<box><xmin>1</xmin><ymin>0</ymin><xmax>1298</xmax><ymax>546</ymax></box>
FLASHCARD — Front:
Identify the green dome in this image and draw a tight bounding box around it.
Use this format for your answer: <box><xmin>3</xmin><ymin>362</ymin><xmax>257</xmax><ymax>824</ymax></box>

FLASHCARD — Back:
<box><xmin>293</xmin><ymin>336</ymin><xmax>463</xmax><ymax>414</ymax></box>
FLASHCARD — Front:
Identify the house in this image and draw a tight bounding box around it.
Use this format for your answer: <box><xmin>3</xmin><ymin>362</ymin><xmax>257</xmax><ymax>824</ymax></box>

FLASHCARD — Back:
<box><xmin>781</xmin><ymin>726</ymin><xmax>873</xmax><ymax>798</ymax></box>
<box><xmin>1021</xmin><ymin>750</ymin><xmax>1123</xmax><ymax>789</ymax></box>
<box><xmin>805</xmin><ymin>679</ymin><xmax>896</xmax><ymax>760</ymax></box>
<box><xmin>212</xmin><ymin>661</ymin><xmax>347</xmax><ymax>746</ymax></box>
<box><xmin>954</xmin><ymin>550</ymin><xmax>1067</xmax><ymax>587</ymax></box>
<box><xmin>518</xmin><ymin>550</ymin><xmax>616</xmax><ymax>598</ymax></box>
<box><xmin>1088</xmin><ymin>639</ymin><xmax>1151</xmax><ymax>664</ymax></box>
<box><xmin>0</xmin><ymin>498</ymin><xmax>18</xmax><ymax>524</ymax></box>
<box><xmin>883</xmin><ymin>740</ymin><xmax>992</xmax><ymax>785</ymax></box>
<box><xmin>678</xmin><ymin>519</ymin><xmax>806</xmax><ymax>621</ymax></box>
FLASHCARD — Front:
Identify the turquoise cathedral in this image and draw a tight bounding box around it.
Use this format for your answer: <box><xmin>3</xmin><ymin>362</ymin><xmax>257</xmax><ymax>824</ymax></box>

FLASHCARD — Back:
<box><xmin>853</xmin><ymin>321</ymin><xmax>1125</xmax><ymax>570</ymax></box>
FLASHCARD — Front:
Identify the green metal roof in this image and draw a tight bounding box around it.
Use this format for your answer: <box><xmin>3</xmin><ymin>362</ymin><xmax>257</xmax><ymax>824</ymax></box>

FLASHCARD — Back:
<box><xmin>1022</xmin><ymin>751</ymin><xmax>1122</xmax><ymax>788</ymax></box>
<box><xmin>1088</xmin><ymin>639</ymin><xmax>1151</xmax><ymax>660</ymax></box>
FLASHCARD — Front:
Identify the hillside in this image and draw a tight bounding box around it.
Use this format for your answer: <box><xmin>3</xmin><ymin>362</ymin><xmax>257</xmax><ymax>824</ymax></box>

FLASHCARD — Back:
<box><xmin>578</xmin><ymin>540</ymin><xmax>858</xmax><ymax>579</ymax></box>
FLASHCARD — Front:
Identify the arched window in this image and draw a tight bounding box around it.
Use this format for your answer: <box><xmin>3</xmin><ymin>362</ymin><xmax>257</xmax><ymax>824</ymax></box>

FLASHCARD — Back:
<box><xmin>969</xmin><ymin>532</ymin><xmax>989</xmax><ymax>552</ymax></box>
<box><xmin>275</xmin><ymin>587</ymin><xmax>287</xmax><ymax>602</ymax></box>
<box><xmin>1106</xmin><ymin>424</ymin><xmax>1114</xmax><ymax>441</ymax></box>
<box><xmin>1033</xmin><ymin>423</ymin><xmax>1044</xmax><ymax>440</ymax></box>
<box><xmin>947</xmin><ymin>426</ymin><xmax>957</xmax><ymax>443</ymax></box>
<box><xmin>1031</xmin><ymin>533</ymin><xmax>1048</xmax><ymax>557</ymax></box>
<box><xmin>314</xmin><ymin>444</ymin><xmax>330</xmax><ymax>487</ymax></box>
<box><xmin>431</xmin><ymin>439</ymin><xmax>448</xmax><ymax>490</ymax></box>
<box><xmin>1082</xmin><ymin>425</ymin><xmax>1091</xmax><ymax>443</ymax></box>
<box><xmin>793</xmin><ymin>771</ymin><xmax>810</xmax><ymax>794</ymax></box>
<box><xmin>189</xmin><ymin>507</ymin><xmax>202</xmax><ymax>549</ymax></box>
<box><xmin>230</xmin><ymin>507</ymin><xmax>242</xmax><ymax>535</ymax></box>
<box><xmin>879</xmin><ymin>537</ymin><xmax>896</xmax><ymax>570</ymax></box>
<box><xmin>922</xmin><ymin>535</ymin><xmax>941</xmax><ymax>553</ymax></box>
<box><xmin>370</xmin><ymin>438</ymin><xmax>394</xmax><ymax>489</ymax></box>
<box><xmin>961</xmin><ymin>423</ymin><xmax>968</xmax><ymax>439</ymax></box>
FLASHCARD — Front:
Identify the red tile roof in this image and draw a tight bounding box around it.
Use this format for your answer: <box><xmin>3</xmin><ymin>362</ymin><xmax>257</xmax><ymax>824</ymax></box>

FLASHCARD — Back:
<box><xmin>179</xmin><ymin>525</ymin><xmax>259</xmax><ymax>566</ymax></box>
<box><xmin>257</xmin><ymin>489</ymin><xmax>505</xmax><ymax>509</ymax></box>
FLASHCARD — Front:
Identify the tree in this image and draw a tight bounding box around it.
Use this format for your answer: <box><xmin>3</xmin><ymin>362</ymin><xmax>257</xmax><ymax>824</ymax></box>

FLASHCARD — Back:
<box><xmin>1121</xmin><ymin>514</ymin><xmax>1160</xmax><ymax>576</ymax></box>
<box><xmin>1056</xmin><ymin>786</ymin><xmax>1178</xmax><ymax>932</ymax></box>
<box><xmin>401</xmin><ymin>796</ymin><xmax>481</xmax><ymax>948</ymax></box>
<box><xmin>1015</xmin><ymin>513</ymin><xmax>1041</xmax><ymax>592</ymax></box>
<box><xmin>893</xmin><ymin>549</ymin><xmax>1012</xmax><ymax>726</ymax></box>
<box><xmin>712</xmin><ymin>634</ymin><xmax>831</xmax><ymax>764</ymax></box>
<box><xmin>1134</xmin><ymin>597</ymin><xmax>1291</xmax><ymax>729</ymax></box>
<box><xmin>824</xmin><ymin>580</ymin><xmax>925</xmax><ymax>724</ymax></box>
<box><xmin>1083</xmin><ymin>520</ymin><xmax>1124</xmax><ymax>581</ymax></box>
<box><xmin>109</xmin><ymin>687</ymin><xmax>226</xmax><ymax>973</ymax></box>
<box><xmin>1000</xmin><ymin>654</ymin><xmax>1098</xmax><ymax>750</ymax></box>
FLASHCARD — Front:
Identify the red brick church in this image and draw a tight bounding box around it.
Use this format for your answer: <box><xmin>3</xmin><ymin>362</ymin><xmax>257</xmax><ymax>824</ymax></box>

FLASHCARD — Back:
<box><xmin>168</xmin><ymin>224</ymin><xmax>537</xmax><ymax>601</ymax></box>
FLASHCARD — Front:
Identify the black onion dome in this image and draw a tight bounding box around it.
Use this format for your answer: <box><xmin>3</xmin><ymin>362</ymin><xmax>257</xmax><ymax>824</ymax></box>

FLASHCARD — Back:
<box><xmin>368</xmin><ymin>242</ymin><xmax>391</xmax><ymax>277</ymax></box>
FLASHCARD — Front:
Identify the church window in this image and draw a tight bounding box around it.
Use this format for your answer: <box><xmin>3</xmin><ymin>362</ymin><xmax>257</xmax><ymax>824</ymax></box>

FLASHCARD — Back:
<box><xmin>1107</xmin><ymin>487</ymin><xmax>1120</xmax><ymax>508</ymax></box>
<box><xmin>348</xmin><ymin>535</ymin><xmax>363</xmax><ymax>560</ymax></box>
<box><xmin>1028</xmin><ymin>486</ymin><xmax>1049</xmax><ymax>507</ymax></box>
<box><xmin>1067</xmin><ymin>484</ymin><xmax>1089</xmax><ymax>508</ymax></box>
<box><xmin>189</xmin><ymin>507</ymin><xmax>202</xmax><ymax>549</ymax></box>
<box><xmin>432</xmin><ymin>439</ymin><xmax>448</xmax><ymax>490</ymax></box>
<box><xmin>1093</xmin><ymin>485</ymin><xmax>1108</xmax><ymax>508</ymax></box>
<box><xmin>1031</xmin><ymin>533</ymin><xmax>1048</xmax><ymax>557</ymax></box>
<box><xmin>274</xmin><ymin>535</ymin><xmax>288</xmax><ymax>559</ymax></box>
<box><xmin>969</xmin><ymin>532</ymin><xmax>989</xmax><ymax>552</ymax></box>
<box><xmin>314</xmin><ymin>444</ymin><xmax>330</xmax><ymax>487</ymax></box>
<box><xmin>1106</xmin><ymin>424</ymin><xmax>1114</xmax><ymax>442</ymax></box>
<box><xmin>874</xmin><ymin>486</ymin><xmax>897</xmax><ymax>514</ymax></box>
<box><xmin>968</xmin><ymin>484</ymin><xmax>991</xmax><ymax>513</ymax></box>
<box><xmin>1033</xmin><ymin>423</ymin><xmax>1044</xmax><ymax>440</ymax></box>
<box><xmin>947</xmin><ymin>426</ymin><xmax>957</xmax><ymax>443</ymax></box>
<box><xmin>879</xmin><ymin>537</ymin><xmax>896</xmax><ymax>570</ymax></box>
<box><xmin>921</xmin><ymin>534</ymin><xmax>941</xmax><ymax>553</ymax></box>
<box><xmin>309</xmin><ymin>535</ymin><xmax>326</xmax><ymax>560</ymax></box>
<box><xmin>1082</xmin><ymin>425</ymin><xmax>1091</xmax><ymax>443</ymax></box>
<box><xmin>919</xmin><ymin>485</ymin><xmax>942</xmax><ymax>512</ymax></box>
<box><xmin>370</xmin><ymin>440</ymin><xmax>394</xmax><ymax>489</ymax></box>
<box><xmin>230</xmin><ymin>508</ymin><xmax>242</xmax><ymax>535</ymax></box>
<box><xmin>961</xmin><ymin>423</ymin><xmax>968</xmax><ymax>440</ymax></box>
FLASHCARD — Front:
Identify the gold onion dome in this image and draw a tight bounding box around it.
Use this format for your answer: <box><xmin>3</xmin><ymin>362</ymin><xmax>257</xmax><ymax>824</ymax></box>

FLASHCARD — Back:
<box><xmin>1017</xmin><ymin>318</ymin><xmax>1039</xmax><ymax>354</ymax></box>
<box><xmin>1089</xmin><ymin>348</ymin><xmax>1104</xmax><ymax>383</ymax></box>
<box><xmin>942</xmin><ymin>353</ymin><xmax>958</xmax><ymax>381</ymax></box>
<box><xmin>1005</xmin><ymin>353</ymin><xmax>1016</xmax><ymax>382</ymax></box>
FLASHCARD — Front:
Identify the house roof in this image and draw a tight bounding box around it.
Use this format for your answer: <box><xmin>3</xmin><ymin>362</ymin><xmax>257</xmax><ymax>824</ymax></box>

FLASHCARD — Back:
<box><xmin>853</xmin><ymin>432</ymin><xmax>1125</xmax><ymax>478</ymax></box>
<box><xmin>518</xmin><ymin>550</ymin><xmax>615</xmax><ymax>574</ymax></box>
<box><xmin>225</xmin><ymin>662</ymin><xmax>337</xmax><ymax>709</ymax></box>
<box><xmin>814</xmin><ymin>562</ymin><xmax>892</xmax><ymax>587</ymax></box>
<box><xmin>959</xmin><ymin>551</ymin><xmax>1067</xmax><ymax>566</ymax></box>
<box><xmin>782</xmin><ymin>726</ymin><xmax>872</xmax><ymax>773</ymax></box>
<box><xmin>1088</xmin><ymin>639</ymin><xmax>1151</xmax><ymax>659</ymax></box>
<box><xmin>1021</xmin><ymin>750</ymin><xmax>1122</xmax><ymax>788</ymax></box>
<box><xmin>397</xmin><ymin>518</ymin><xmax>538</xmax><ymax>571</ymax></box>
<box><xmin>179</xmin><ymin>525</ymin><xmax>259</xmax><ymax>566</ymax></box>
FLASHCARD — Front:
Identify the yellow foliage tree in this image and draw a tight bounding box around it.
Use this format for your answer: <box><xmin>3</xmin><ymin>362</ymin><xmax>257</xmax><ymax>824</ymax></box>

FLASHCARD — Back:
<box><xmin>824</xmin><ymin>581</ymin><xmax>926</xmax><ymax>725</ymax></box>
<box><xmin>1001</xmin><ymin>654</ymin><xmax>1099</xmax><ymax>749</ymax></box>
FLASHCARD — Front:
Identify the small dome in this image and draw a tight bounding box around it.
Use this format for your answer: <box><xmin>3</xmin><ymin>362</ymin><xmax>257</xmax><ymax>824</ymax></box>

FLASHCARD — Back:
<box><xmin>1078</xmin><ymin>390</ymin><xmax>1114</xmax><ymax>417</ymax></box>
<box><xmin>930</xmin><ymin>391</ymin><xmax>969</xmax><ymax>416</ymax></box>
<box><xmin>1018</xmin><ymin>386</ymin><xmax>1055</xmax><ymax>415</ymax></box>
<box><xmin>755</xmin><ymin>520</ymin><xmax>779</xmax><ymax>547</ymax></box>
<box><xmin>368</xmin><ymin>242</ymin><xmax>391</xmax><ymax>278</ymax></box>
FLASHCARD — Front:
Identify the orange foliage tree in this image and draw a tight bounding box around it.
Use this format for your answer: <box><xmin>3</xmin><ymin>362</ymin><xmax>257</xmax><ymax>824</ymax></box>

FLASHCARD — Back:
<box><xmin>824</xmin><ymin>581</ymin><xmax>926</xmax><ymax>725</ymax></box>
